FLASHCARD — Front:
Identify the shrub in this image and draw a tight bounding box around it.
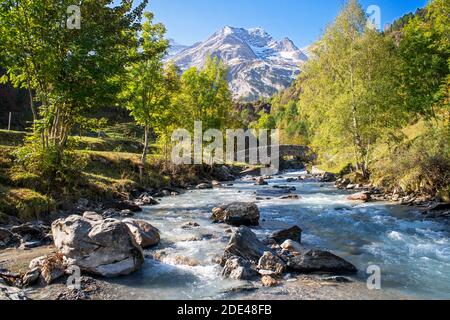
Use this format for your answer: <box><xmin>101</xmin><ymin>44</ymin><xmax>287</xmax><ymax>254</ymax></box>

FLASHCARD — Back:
<box><xmin>372</xmin><ymin>125</ymin><xmax>450</xmax><ymax>197</ymax></box>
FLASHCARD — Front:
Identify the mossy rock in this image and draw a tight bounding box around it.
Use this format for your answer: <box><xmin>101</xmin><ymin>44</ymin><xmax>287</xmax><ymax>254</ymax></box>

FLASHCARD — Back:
<box><xmin>10</xmin><ymin>171</ymin><xmax>42</xmax><ymax>189</ymax></box>
<box><xmin>3</xmin><ymin>188</ymin><xmax>55</xmax><ymax>222</ymax></box>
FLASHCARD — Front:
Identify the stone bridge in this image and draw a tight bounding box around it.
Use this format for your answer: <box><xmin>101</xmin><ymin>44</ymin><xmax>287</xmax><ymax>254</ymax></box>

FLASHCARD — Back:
<box><xmin>236</xmin><ymin>144</ymin><xmax>315</xmax><ymax>163</ymax></box>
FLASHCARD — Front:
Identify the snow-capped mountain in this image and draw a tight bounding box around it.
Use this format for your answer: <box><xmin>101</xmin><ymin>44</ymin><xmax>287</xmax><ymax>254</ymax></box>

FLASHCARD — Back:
<box><xmin>168</xmin><ymin>26</ymin><xmax>308</xmax><ymax>101</ymax></box>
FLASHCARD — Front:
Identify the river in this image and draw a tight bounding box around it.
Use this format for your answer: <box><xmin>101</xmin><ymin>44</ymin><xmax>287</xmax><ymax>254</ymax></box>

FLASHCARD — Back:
<box><xmin>109</xmin><ymin>171</ymin><xmax>450</xmax><ymax>300</ymax></box>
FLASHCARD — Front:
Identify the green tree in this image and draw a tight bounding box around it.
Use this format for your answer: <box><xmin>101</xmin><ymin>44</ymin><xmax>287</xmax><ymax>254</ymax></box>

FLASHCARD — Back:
<box><xmin>176</xmin><ymin>56</ymin><xmax>232</xmax><ymax>132</ymax></box>
<box><xmin>398</xmin><ymin>0</ymin><xmax>450</xmax><ymax>119</ymax></box>
<box><xmin>120</xmin><ymin>12</ymin><xmax>175</xmax><ymax>174</ymax></box>
<box><xmin>298</xmin><ymin>0</ymin><xmax>403</xmax><ymax>177</ymax></box>
<box><xmin>1</xmin><ymin>0</ymin><xmax>148</xmax><ymax>179</ymax></box>
<box><xmin>249</xmin><ymin>110</ymin><xmax>276</xmax><ymax>130</ymax></box>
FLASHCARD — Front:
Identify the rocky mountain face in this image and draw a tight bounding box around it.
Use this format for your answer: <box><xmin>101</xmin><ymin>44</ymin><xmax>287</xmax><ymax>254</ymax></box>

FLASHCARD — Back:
<box><xmin>167</xmin><ymin>39</ymin><xmax>189</xmax><ymax>56</ymax></box>
<box><xmin>167</xmin><ymin>27</ymin><xmax>308</xmax><ymax>101</ymax></box>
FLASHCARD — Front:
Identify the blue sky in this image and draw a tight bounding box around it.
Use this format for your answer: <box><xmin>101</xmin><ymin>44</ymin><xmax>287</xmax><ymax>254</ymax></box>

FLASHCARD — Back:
<box><xmin>142</xmin><ymin>0</ymin><xmax>428</xmax><ymax>48</ymax></box>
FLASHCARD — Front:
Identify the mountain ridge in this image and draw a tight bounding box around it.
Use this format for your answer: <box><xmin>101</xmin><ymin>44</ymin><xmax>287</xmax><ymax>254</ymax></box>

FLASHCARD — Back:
<box><xmin>167</xmin><ymin>26</ymin><xmax>308</xmax><ymax>101</ymax></box>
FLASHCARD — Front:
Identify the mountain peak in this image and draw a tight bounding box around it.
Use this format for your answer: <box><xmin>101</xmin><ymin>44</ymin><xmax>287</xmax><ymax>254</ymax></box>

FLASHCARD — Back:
<box><xmin>168</xmin><ymin>26</ymin><xmax>308</xmax><ymax>101</ymax></box>
<box><xmin>247</xmin><ymin>27</ymin><xmax>270</xmax><ymax>37</ymax></box>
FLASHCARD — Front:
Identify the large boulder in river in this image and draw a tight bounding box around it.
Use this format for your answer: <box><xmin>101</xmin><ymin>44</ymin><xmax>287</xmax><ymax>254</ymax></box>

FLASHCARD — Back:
<box><xmin>123</xmin><ymin>219</ymin><xmax>160</xmax><ymax>249</ymax></box>
<box><xmin>51</xmin><ymin>215</ymin><xmax>144</xmax><ymax>277</ymax></box>
<box><xmin>221</xmin><ymin>256</ymin><xmax>258</xmax><ymax>280</ymax></box>
<box><xmin>212</xmin><ymin>203</ymin><xmax>260</xmax><ymax>226</ymax></box>
<box><xmin>287</xmin><ymin>250</ymin><xmax>357</xmax><ymax>275</ymax></box>
<box><xmin>221</xmin><ymin>226</ymin><xmax>268</xmax><ymax>265</ymax></box>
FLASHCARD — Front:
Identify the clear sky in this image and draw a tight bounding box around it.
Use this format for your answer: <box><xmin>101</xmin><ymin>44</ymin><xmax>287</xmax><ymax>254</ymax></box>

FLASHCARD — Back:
<box><xmin>141</xmin><ymin>0</ymin><xmax>428</xmax><ymax>48</ymax></box>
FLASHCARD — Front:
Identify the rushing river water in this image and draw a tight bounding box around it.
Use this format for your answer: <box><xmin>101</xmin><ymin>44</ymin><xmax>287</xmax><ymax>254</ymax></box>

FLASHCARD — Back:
<box><xmin>111</xmin><ymin>171</ymin><xmax>450</xmax><ymax>300</ymax></box>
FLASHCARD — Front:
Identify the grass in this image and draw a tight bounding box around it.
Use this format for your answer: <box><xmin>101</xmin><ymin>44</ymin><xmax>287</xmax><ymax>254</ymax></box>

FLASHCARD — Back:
<box><xmin>0</xmin><ymin>128</ymin><xmax>148</xmax><ymax>154</ymax></box>
<box><xmin>0</xmin><ymin>130</ymin><xmax>27</xmax><ymax>147</ymax></box>
<box><xmin>0</xmin><ymin>184</ymin><xmax>56</xmax><ymax>221</ymax></box>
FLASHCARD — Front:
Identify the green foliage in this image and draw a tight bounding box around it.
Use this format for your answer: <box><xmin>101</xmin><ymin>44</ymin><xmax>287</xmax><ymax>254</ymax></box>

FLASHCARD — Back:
<box><xmin>13</xmin><ymin>137</ymin><xmax>87</xmax><ymax>193</ymax></box>
<box><xmin>0</xmin><ymin>0</ymin><xmax>148</xmax><ymax>169</ymax></box>
<box><xmin>372</xmin><ymin>123</ymin><xmax>449</xmax><ymax>196</ymax></box>
<box><xmin>397</xmin><ymin>0</ymin><xmax>450</xmax><ymax>118</ymax></box>
<box><xmin>297</xmin><ymin>0</ymin><xmax>404</xmax><ymax>177</ymax></box>
<box><xmin>120</xmin><ymin>12</ymin><xmax>179</xmax><ymax>166</ymax></box>
<box><xmin>249</xmin><ymin>110</ymin><xmax>276</xmax><ymax>130</ymax></box>
<box><xmin>175</xmin><ymin>56</ymin><xmax>233</xmax><ymax>131</ymax></box>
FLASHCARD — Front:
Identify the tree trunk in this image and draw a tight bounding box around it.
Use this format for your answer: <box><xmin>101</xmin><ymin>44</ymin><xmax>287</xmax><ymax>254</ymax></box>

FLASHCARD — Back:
<box><xmin>140</xmin><ymin>126</ymin><xmax>150</xmax><ymax>180</ymax></box>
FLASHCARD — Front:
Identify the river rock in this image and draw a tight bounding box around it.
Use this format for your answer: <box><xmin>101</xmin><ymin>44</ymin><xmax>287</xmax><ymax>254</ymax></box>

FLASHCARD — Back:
<box><xmin>255</xmin><ymin>177</ymin><xmax>268</xmax><ymax>186</ymax></box>
<box><xmin>10</xmin><ymin>223</ymin><xmax>46</xmax><ymax>241</ymax></box>
<box><xmin>423</xmin><ymin>202</ymin><xmax>450</xmax><ymax>218</ymax></box>
<box><xmin>120</xmin><ymin>209</ymin><xmax>134</xmax><ymax>217</ymax></box>
<box><xmin>106</xmin><ymin>200</ymin><xmax>142</xmax><ymax>213</ymax></box>
<box><xmin>310</xmin><ymin>167</ymin><xmax>325</xmax><ymax>175</ymax></box>
<box><xmin>29</xmin><ymin>253</ymin><xmax>66</xmax><ymax>284</ymax></box>
<box><xmin>181</xmin><ymin>222</ymin><xmax>200</xmax><ymax>229</ymax></box>
<box><xmin>52</xmin><ymin>215</ymin><xmax>144</xmax><ymax>277</ymax></box>
<box><xmin>273</xmin><ymin>185</ymin><xmax>296</xmax><ymax>191</ymax></box>
<box><xmin>257</xmin><ymin>252</ymin><xmax>285</xmax><ymax>276</ymax></box>
<box><xmin>269</xmin><ymin>226</ymin><xmax>302</xmax><ymax>244</ymax></box>
<box><xmin>221</xmin><ymin>256</ymin><xmax>258</xmax><ymax>280</ymax></box>
<box><xmin>335</xmin><ymin>178</ymin><xmax>350</xmax><ymax>189</ymax></box>
<box><xmin>213</xmin><ymin>165</ymin><xmax>235</xmax><ymax>181</ymax></box>
<box><xmin>134</xmin><ymin>195</ymin><xmax>159</xmax><ymax>206</ymax></box>
<box><xmin>101</xmin><ymin>208</ymin><xmax>120</xmax><ymax>218</ymax></box>
<box><xmin>22</xmin><ymin>268</ymin><xmax>40</xmax><ymax>287</ymax></box>
<box><xmin>212</xmin><ymin>180</ymin><xmax>222</xmax><ymax>187</ymax></box>
<box><xmin>279</xmin><ymin>194</ymin><xmax>301</xmax><ymax>200</ymax></box>
<box><xmin>347</xmin><ymin>192</ymin><xmax>371</xmax><ymax>202</ymax></box>
<box><xmin>221</xmin><ymin>227</ymin><xmax>268</xmax><ymax>265</ymax></box>
<box><xmin>320</xmin><ymin>172</ymin><xmax>336</xmax><ymax>182</ymax></box>
<box><xmin>123</xmin><ymin>219</ymin><xmax>160</xmax><ymax>249</ymax></box>
<box><xmin>212</xmin><ymin>203</ymin><xmax>260</xmax><ymax>226</ymax></box>
<box><xmin>287</xmin><ymin>250</ymin><xmax>357</xmax><ymax>274</ymax></box>
<box><xmin>281</xmin><ymin>240</ymin><xmax>303</xmax><ymax>254</ymax></box>
<box><xmin>261</xmin><ymin>275</ymin><xmax>279</xmax><ymax>287</ymax></box>
<box><xmin>0</xmin><ymin>228</ymin><xmax>20</xmax><ymax>249</ymax></box>
<box><xmin>164</xmin><ymin>255</ymin><xmax>200</xmax><ymax>267</ymax></box>
<box><xmin>0</xmin><ymin>283</ymin><xmax>28</xmax><ymax>300</ymax></box>
<box><xmin>83</xmin><ymin>211</ymin><xmax>104</xmax><ymax>221</ymax></box>
<box><xmin>196</xmin><ymin>183</ymin><xmax>213</xmax><ymax>190</ymax></box>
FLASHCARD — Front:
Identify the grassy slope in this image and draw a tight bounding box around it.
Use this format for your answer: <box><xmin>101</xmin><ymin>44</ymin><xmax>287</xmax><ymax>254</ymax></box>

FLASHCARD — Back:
<box><xmin>0</xmin><ymin>129</ymin><xmax>148</xmax><ymax>153</ymax></box>
<box><xmin>0</xmin><ymin>129</ymin><xmax>151</xmax><ymax>221</ymax></box>
<box><xmin>0</xmin><ymin>130</ymin><xmax>233</xmax><ymax>222</ymax></box>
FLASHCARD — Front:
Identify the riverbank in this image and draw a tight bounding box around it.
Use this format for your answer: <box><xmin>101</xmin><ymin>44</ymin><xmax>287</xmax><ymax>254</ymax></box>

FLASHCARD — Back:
<box><xmin>2</xmin><ymin>169</ymin><xmax>449</xmax><ymax>300</ymax></box>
